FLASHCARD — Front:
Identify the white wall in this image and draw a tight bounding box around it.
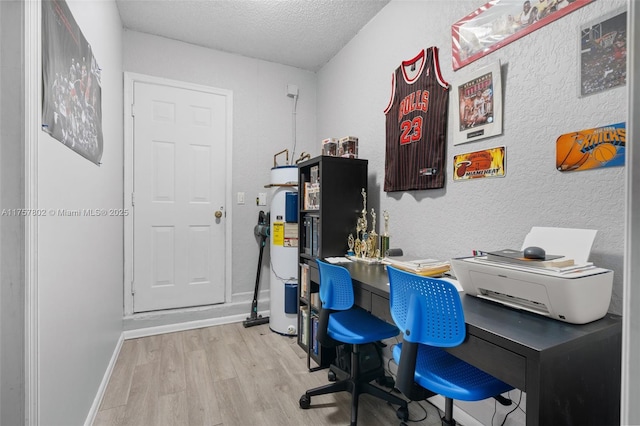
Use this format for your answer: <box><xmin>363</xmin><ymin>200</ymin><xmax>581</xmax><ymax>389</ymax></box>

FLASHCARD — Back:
<box><xmin>317</xmin><ymin>0</ymin><xmax>627</xmax><ymax>424</ymax></box>
<box><xmin>1</xmin><ymin>2</ymin><xmax>25</xmax><ymax>424</ymax></box>
<box><xmin>122</xmin><ymin>30</ymin><xmax>317</xmax><ymax>317</ymax></box>
<box><xmin>318</xmin><ymin>0</ymin><xmax>626</xmax><ymax>315</ymax></box>
<box><xmin>36</xmin><ymin>1</ymin><xmax>124</xmax><ymax>424</ymax></box>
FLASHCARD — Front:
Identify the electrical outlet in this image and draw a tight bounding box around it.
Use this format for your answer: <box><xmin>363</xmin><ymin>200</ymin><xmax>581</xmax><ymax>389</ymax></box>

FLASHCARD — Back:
<box><xmin>237</xmin><ymin>192</ymin><xmax>245</xmax><ymax>205</ymax></box>
<box><xmin>257</xmin><ymin>193</ymin><xmax>267</xmax><ymax>206</ymax></box>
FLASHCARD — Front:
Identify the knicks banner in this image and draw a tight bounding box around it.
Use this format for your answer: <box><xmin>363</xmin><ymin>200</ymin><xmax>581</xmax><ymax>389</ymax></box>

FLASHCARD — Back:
<box><xmin>453</xmin><ymin>146</ymin><xmax>506</xmax><ymax>181</ymax></box>
<box><xmin>556</xmin><ymin>123</ymin><xmax>625</xmax><ymax>172</ymax></box>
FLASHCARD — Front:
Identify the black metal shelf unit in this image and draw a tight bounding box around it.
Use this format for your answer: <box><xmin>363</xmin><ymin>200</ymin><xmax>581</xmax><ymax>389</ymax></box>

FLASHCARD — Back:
<box><xmin>297</xmin><ymin>155</ymin><xmax>368</xmax><ymax>370</ymax></box>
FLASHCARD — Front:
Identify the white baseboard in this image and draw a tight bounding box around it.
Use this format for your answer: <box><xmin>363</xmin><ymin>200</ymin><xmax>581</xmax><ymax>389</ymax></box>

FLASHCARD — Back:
<box><xmin>122</xmin><ymin>309</ymin><xmax>269</xmax><ymax>339</ymax></box>
<box><xmin>83</xmin><ymin>334</ymin><xmax>125</xmax><ymax>426</ymax></box>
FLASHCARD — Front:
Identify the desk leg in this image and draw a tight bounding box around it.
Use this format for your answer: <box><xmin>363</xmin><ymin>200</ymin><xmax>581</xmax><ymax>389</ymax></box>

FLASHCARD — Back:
<box><xmin>528</xmin><ymin>331</ymin><xmax>621</xmax><ymax>425</ymax></box>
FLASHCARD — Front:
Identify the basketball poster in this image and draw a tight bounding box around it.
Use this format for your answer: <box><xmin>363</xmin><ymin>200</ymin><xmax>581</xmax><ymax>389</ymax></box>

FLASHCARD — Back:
<box><xmin>453</xmin><ymin>61</ymin><xmax>503</xmax><ymax>145</ymax></box>
<box><xmin>556</xmin><ymin>123</ymin><xmax>626</xmax><ymax>172</ymax></box>
<box><xmin>580</xmin><ymin>10</ymin><xmax>627</xmax><ymax>97</ymax></box>
<box><xmin>42</xmin><ymin>0</ymin><xmax>103</xmax><ymax>165</ymax></box>
<box><xmin>453</xmin><ymin>146</ymin><xmax>506</xmax><ymax>181</ymax></box>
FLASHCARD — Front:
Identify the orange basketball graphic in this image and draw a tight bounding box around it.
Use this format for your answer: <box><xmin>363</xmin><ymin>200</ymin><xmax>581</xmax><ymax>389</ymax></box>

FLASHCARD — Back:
<box><xmin>556</xmin><ymin>133</ymin><xmax>589</xmax><ymax>171</ymax></box>
<box><xmin>467</xmin><ymin>151</ymin><xmax>492</xmax><ymax>171</ymax></box>
<box><xmin>592</xmin><ymin>143</ymin><xmax>617</xmax><ymax>163</ymax></box>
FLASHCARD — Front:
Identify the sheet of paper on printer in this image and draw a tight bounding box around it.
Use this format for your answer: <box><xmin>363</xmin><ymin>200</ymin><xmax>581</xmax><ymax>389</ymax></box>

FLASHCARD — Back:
<box><xmin>521</xmin><ymin>227</ymin><xmax>597</xmax><ymax>264</ymax></box>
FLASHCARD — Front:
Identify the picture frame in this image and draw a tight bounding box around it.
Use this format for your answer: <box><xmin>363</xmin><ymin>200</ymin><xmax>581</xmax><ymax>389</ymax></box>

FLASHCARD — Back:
<box><xmin>579</xmin><ymin>9</ymin><xmax>627</xmax><ymax>97</ymax></box>
<box><xmin>452</xmin><ymin>0</ymin><xmax>595</xmax><ymax>71</ymax></box>
<box><xmin>452</xmin><ymin>61</ymin><xmax>503</xmax><ymax>145</ymax></box>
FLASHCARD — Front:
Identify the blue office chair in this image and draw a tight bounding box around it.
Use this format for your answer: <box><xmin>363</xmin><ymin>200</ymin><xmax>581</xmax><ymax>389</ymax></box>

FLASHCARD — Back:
<box><xmin>299</xmin><ymin>260</ymin><xmax>409</xmax><ymax>425</ymax></box>
<box><xmin>387</xmin><ymin>266</ymin><xmax>513</xmax><ymax>426</ymax></box>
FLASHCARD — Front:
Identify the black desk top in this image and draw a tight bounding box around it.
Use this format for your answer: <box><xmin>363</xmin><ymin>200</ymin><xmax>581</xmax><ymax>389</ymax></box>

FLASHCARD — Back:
<box><xmin>341</xmin><ymin>260</ymin><xmax>622</xmax><ymax>425</ymax></box>
<box><xmin>343</xmin><ymin>261</ymin><xmax>622</xmax><ymax>355</ymax></box>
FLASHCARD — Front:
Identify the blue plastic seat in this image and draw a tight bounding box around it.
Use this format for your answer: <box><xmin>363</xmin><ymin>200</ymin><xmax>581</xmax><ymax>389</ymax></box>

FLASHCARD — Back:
<box><xmin>299</xmin><ymin>260</ymin><xmax>409</xmax><ymax>425</ymax></box>
<box><xmin>387</xmin><ymin>265</ymin><xmax>513</xmax><ymax>425</ymax></box>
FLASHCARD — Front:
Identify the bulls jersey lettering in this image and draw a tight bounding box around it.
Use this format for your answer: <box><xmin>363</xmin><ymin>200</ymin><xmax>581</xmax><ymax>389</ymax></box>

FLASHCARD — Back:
<box><xmin>384</xmin><ymin>47</ymin><xmax>449</xmax><ymax>191</ymax></box>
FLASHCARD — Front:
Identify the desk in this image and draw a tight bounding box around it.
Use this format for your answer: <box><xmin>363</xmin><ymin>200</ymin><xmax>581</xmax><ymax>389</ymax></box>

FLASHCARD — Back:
<box><xmin>343</xmin><ymin>262</ymin><xmax>622</xmax><ymax>426</ymax></box>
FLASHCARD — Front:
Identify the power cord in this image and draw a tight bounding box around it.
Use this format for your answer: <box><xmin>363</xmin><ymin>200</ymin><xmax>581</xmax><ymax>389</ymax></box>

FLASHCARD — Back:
<box><xmin>383</xmin><ymin>341</ymin><xmax>440</xmax><ymax>424</ymax></box>
<box><xmin>491</xmin><ymin>389</ymin><xmax>524</xmax><ymax>426</ymax></box>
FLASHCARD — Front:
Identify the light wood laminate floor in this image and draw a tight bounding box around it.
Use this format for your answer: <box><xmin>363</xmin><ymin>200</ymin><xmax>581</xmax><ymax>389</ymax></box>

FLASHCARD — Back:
<box><xmin>94</xmin><ymin>322</ymin><xmax>443</xmax><ymax>426</ymax></box>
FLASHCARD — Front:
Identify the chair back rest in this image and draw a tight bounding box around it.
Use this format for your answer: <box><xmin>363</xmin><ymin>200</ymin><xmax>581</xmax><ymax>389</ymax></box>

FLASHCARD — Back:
<box><xmin>387</xmin><ymin>266</ymin><xmax>465</xmax><ymax>347</ymax></box>
<box><xmin>317</xmin><ymin>260</ymin><xmax>354</xmax><ymax>311</ymax></box>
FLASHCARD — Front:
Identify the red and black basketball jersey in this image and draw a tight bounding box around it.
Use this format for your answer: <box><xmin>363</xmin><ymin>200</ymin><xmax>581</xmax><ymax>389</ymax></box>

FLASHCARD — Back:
<box><xmin>384</xmin><ymin>47</ymin><xmax>449</xmax><ymax>192</ymax></box>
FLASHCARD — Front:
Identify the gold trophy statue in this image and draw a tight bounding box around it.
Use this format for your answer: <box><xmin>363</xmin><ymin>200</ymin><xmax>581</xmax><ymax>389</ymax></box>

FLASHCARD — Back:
<box><xmin>359</xmin><ymin>189</ymin><xmax>368</xmax><ymax>258</ymax></box>
<box><xmin>369</xmin><ymin>208</ymin><xmax>378</xmax><ymax>258</ymax></box>
<box><xmin>347</xmin><ymin>233</ymin><xmax>355</xmax><ymax>256</ymax></box>
<box><xmin>381</xmin><ymin>210</ymin><xmax>390</xmax><ymax>257</ymax></box>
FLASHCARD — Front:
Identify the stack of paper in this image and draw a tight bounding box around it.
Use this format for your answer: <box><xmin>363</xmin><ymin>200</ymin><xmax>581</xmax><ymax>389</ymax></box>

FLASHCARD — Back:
<box><xmin>382</xmin><ymin>257</ymin><xmax>450</xmax><ymax>276</ymax></box>
<box><xmin>485</xmin><ymin>249</ymin><xmax>575</xmax><ymax>268</ymax></box>
<box><xmin>480</xmin><ymin>227</ymin><xmax>599</xmax><ymax>274</ymax></box>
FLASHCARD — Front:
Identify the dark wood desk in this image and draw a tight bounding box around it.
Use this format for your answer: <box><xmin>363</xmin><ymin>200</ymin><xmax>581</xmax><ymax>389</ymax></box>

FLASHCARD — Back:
<box><xmin>344</xmin><ymin>262</ymin><xmax>622</xmax><ymax>426</ymax></box>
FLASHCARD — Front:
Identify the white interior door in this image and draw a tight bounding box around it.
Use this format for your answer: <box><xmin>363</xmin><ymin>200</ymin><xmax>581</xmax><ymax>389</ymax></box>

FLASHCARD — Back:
<box><xmin>131</xmin><ymin>80</ymin><xmax>229</xmax><ymax>312</ymax></box>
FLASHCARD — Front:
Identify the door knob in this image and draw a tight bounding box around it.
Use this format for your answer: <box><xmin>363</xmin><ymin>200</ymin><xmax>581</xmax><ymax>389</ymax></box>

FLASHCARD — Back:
<box><xmin>215</xmin><ymin>210</ymin><xmax>223</xmax><ymax>218</ymax></box>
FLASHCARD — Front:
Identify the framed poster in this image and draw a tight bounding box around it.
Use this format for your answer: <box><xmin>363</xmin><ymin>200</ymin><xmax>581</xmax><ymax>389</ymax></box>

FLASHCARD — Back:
<box><xmin>579</xmin><ymin>9</ymin><xmax>627</xmax><ymax>97</ymax></box>
<box><xmin>453</xmin><ymin>146</ymin><xmax>506</xmax><ymax>181</ymax></box>
<box><xmin>452</xmin><ymin>0</ymin><xmax>595</xmax><ymax>71</ymax></box>
<box><xmin>42</xmin><ymin>0</ymin><xmax>103</xmax><ymax>165</ymax></box>
<box><xmin>453</xmin><ymin>61</ymin><xmax>502</xmax><ymax>145</ymax></box>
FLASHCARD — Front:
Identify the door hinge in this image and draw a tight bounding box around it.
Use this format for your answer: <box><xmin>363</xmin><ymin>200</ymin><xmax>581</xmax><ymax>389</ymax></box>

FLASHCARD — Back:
<box><xmin>131</xmin><ymin>103</ymin><xmax>135</xmax><ymax>117</ymax></box>
<box><xmin>131</xmin><ymin>280</ymin><xmax>136</xmax><ymax>295</ymax></box>
<box><xmin>131</xmin><ymin>192</ymin><xmax>135</xmax><ymax>206</ymax></box>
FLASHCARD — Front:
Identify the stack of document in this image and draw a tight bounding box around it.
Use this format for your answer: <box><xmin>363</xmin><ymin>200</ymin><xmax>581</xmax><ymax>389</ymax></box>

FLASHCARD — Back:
<box><xmin>479</xmin><ymin>227</ymin><xmax>599</xmax><ymax>274</ymax></box>
<box><xmin>483</xmin><ymin>249</ymin><xmax>592</xmax><ymax>273</ymax></box>
<box><xmin>481</xmin><ymin>252</ymin><xmax>593</xmax><ymax>274</ymax></box>
<box><xmin>382</xmin><ymin>256</ymin><xmax>450</xmax><ymax>276</ymax></box>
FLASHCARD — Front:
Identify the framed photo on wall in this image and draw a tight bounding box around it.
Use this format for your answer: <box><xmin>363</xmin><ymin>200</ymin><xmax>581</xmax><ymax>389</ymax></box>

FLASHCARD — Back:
<box><xmin>579</xmin><ymin>9</ymin><xmax>627</xmax><ymax>97</ymax></box>
<box><xmin>453</xmin><ymin>61</ymin><xmax>503</xmax><ymax>145</ymax></box>
<box><xmin>452</xmin><ymin>0</ymin><xmax>596</xmax><ymax>71</ymax></box>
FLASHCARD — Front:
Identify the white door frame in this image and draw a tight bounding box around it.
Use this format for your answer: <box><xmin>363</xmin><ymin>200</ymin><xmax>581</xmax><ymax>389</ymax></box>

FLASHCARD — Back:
<box><xmin>123</xmin><ymin>72</ymin><xmax>233</xmax><ymax>316</ymax></box>
<box><xmin>25</xmin><ymin>1</ymin><xmax>41</xmax><ymax>424</ymax></box>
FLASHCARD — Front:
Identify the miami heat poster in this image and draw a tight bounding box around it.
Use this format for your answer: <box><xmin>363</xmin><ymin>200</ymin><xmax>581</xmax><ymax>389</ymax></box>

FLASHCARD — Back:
<box><xmin>42</xmin><ymin>0</ymin><xmax>103</xmax><ymax>165</ymax></box>
<box><xmin>453</xmin><ymin>61</ymin><xmax>503</xmax><ymax>145</ymax></box>
<box><xmin>556</xmin><ymin>123</ymin><xmax>625</xmax><ymax>172</ymax></box>
<box><xmin>453</xmin><ymin>146</ymin><xmax>506</xmax><ymax>181</ymax></box>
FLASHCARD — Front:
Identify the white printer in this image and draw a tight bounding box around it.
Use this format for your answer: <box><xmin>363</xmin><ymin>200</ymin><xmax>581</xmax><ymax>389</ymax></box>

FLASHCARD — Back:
<box><xmin>450</xmin><ymin>227</ymin><xmax>614</xmax><ymax>324</ymax></box>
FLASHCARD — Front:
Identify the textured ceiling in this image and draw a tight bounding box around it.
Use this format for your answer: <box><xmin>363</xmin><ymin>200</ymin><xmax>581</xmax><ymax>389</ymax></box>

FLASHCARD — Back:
<box><xmin>115</xmin><ymin>0</ymin><xmax>390</xmax><ymax>71</ymax></box>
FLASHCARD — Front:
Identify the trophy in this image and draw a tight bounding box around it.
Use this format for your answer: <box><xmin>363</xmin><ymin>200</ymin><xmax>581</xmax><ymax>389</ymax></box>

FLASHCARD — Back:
<box><xmin>381</xmin><ymin>210</ymin><xmax>390</xmax><ymax>257</ymax></box>
<box><xmin>369</xmin><ymin>208</ymin><xmax>378</xmax><ymax>258</ymax></box>
<box><xmin>347</xmin><ymin>233</ymin><xmax>355</xmax><ymax>256</ymax></box>
<box><xmin>359</xmin><ymin>189</ymin><xmax>368</xmax><ymax>258</ymax></box>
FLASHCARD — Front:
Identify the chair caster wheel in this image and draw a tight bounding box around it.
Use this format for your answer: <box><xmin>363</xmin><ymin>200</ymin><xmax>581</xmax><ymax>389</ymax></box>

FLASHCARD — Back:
<box><xmin>328</xmin><ymin>370</ymin><xmax>337</xmax><ymax>381</ymax></box>
<box><xmin>299</xmin><ymin>394</ymin><xmax>311</xmax><ymax>409</ymax></box>
<box><xmin>396</xmin><ymin>405</ymin><xmax>409</xmax><ymax>421</ymax></box>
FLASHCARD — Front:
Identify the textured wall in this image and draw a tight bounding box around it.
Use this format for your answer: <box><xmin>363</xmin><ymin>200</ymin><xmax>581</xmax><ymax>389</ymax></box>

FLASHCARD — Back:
<box><xmin>318</xmin><ymin>0</ymin><xmax>627</xmax><ymax>315</ymax></box>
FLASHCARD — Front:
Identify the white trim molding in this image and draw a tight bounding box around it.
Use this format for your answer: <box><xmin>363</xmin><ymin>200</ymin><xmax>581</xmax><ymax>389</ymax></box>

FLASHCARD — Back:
<box><xmin>622</xmin><ymin>0</ymin><xmax>639</xmax><ymax>424</ymax></box>
<box><xmin>24</xmin><ymin>1</ymin><xmax>41</xmax><ymax>424</ymax></box>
